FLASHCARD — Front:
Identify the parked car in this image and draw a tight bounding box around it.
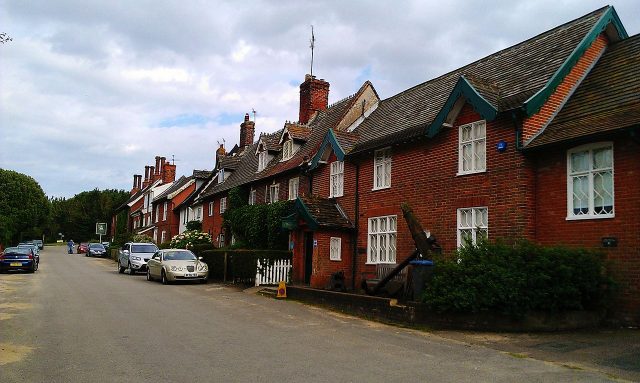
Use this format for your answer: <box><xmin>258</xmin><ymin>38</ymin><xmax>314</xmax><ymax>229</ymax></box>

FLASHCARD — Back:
<box><xmin>101</xmin><ymin>242</ymin><xmax>110</xmax><ymax>251</ymax></box>
<box><xmin>77</xmin><ymin>243</ymin><xmax>89</xmax><ymax>254</ymax></box>
<box><xmin>118</xmin><ymin>242</ymin><xmax>158</xmax><ymax>275</ymax></box>
<box><xmin>86</xmin><ymin>243</ymin><xmax>107</xmax><ymax>257</ymax></box>
<box><xmin>0</xmin><ymin>247</ymin><xmax>38</xmax><ymax>273</ymax></box>
<box><xmin>33</xmin><ymin>239</ymin><xmax>44</xmax><ymax>250</ymax></box>
<box><xmin>146</xmin><ymin>249</ymin><xmax>208</xmax><ymax>284</ymax></box>
<box><xmin>17</xmin><ymin>243</ymin><xmax>40</xmax><ymax>264</ymax></box>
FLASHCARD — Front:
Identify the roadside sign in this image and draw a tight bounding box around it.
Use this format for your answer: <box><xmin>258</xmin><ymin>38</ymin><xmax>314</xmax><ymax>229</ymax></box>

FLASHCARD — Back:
<box><xmin>96</xmin><ymin>223</ymin><xmax>107</xmax><ymax>236</ymax></box>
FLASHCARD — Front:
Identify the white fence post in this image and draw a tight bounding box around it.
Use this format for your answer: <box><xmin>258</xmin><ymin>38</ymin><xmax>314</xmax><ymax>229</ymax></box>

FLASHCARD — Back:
<box><xmin>255</xmin><ymin>259</ymin><xmax>292</xmax><ymax>287</ymax></box>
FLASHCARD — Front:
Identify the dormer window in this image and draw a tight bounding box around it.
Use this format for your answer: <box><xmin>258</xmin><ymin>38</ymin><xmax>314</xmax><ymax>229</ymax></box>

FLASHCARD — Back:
<box><xmin>282</xmin><ymin>140</ymin><xmax>293</xmax><ymax>161</ymax></box>
<box><xmin>218</xmin><ymin>169</ymin><xmax>225</xmax><ymax>183</ymax></box>
<box><xmin>258</xmin><ymin>150</ymin><xmax>268</xmax><ymax>172</ymax></box>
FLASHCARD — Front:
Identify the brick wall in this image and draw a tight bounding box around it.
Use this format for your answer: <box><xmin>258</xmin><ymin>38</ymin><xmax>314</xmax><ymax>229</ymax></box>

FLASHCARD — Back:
<box><xmin>354</xmin><ymin>104</ymin><xmax>535</xmax><ymax>286</ymax></box>
<box><xmin>522</xmin><ymin>34</ymin><xmax>609</xmax><ymax>142</ymax></box>
<box><xmin>535</xmin><ymin>135</ymin><xmax>640</xmax><ymax>324</ymax></box>
<box><xmin>311</xmin><ymin>153</ymin><xmax>357</xmax><ymax>221</ymax></box>
<box><xmin>310</xmin><ymin>230</ymin><xmax>354</xmax><ymax>289</ymax></box>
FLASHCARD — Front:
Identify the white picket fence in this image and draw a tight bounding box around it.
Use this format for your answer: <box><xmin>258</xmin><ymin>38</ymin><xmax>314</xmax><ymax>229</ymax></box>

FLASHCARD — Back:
<box><xmin>255</xmin><ymin>259</ymin><xmax>292</xmax><ymax>286</ymax></box>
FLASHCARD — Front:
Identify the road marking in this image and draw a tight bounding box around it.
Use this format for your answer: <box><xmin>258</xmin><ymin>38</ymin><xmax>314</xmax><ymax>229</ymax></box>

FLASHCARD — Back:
<box><xmin>0</xmin><ymin>343</ymin><xmax>34</xmax><ymax>366</ymax></box>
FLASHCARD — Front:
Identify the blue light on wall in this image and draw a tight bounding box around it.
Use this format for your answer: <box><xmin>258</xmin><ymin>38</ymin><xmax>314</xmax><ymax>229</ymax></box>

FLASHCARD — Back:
<box><xmin>496</xmin><ymin>140</ymin><xmax>508</xmax><ymax>152</ymax></box>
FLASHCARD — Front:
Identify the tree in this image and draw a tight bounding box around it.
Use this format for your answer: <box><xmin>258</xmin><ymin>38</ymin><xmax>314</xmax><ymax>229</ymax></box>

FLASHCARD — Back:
<box><xmin>0</xmin><ymin>169</ymin><xmax>49</xmax><ymax>246</ymax></box>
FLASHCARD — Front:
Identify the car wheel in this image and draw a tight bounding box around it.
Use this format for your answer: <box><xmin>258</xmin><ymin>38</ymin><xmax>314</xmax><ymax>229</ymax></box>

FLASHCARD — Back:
<box><xmin>129</xmin><ymin>263</ymin><xmax>135</xmax><ymax>275</ymax></box>
<box><xmin>117</xmin><ymin>260</ymin><xmax>125</xmax><ymax>274</ymax></box>
<box><xmin>85</xmin><ymin>252</ymin><xmax>89</xmax><ymax>257</ymax></box>
<box><xmin>29</xmin><ymin>263</ymin><xmax>36</xmax><ymax>273</ymax></box>
<box><xmin>146</xmin><ymin>269</ymin><xmax>152</xmax><ymax>281</ymax></box>
<box><xmin>161</xmin><ymin>270</ymin><xmax>169</xmax><ymax>285</ymax></box>
<box><xmin>34</xmin><ymin>262</ymin><xmax>38</xmax><ymax>271</ymax></box>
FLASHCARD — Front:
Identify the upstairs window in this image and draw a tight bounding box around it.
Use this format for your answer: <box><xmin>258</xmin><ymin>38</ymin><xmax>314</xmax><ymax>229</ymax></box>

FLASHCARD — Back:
<box><xmin>249</xmin><ymin>188</ymin><xmax>256</xmax><ymax>205</ymax></box>
<box><xmin>258</xmin><ymin>151</ymin><xmax>268</xmax><ymax>172</ymax></box>
<box><xmin>155</xmin><ymin>207</ymin><xmax>159</xmax><ymax>223</ymax></box>
<box><xmin>457</xmin><ymin>207</ymin><xmax>488</xmax><ymax>247</ymax></box>
<box><xmin>288</xmin><ymin>177</ymin><xmax>299</xmax><ymax>200</ymax></box>
<box><xmin>269</xmin><ymin>183</ymin><xmax>280</xmax><ymax>204</ymax></box>
<box><xmin>220</xmin><ymin>197</ymin><xmax>227</xmax><ymax>214</ymax></box>
<box><xmin>208</xmin><ymin>202</ymin><xmax>214</xmax><ymax>216</ymax></box>
<box><xmin>458</xmin><ymin>120</ymin><xmax>486</xmax><ymax>175</ymax></box>
<box><xmin>330</xmin><ymin>161</ymin><xmax>344</xmax><ymax>197</ymax></box>
<box><xmin>282</xmin><ymin>140</ymin><xmax>293</xmax><ymax>161</ymax></box>
<box><xmin>218</xmin><ymin>169</ymin><xmax>225</xmax><ymax>183</ymax></box>
<box><xmin>373</xmin><ymin>148</ymin><xmax>391</xmax><ymax>190</ymax></box>
<box><xmin>567</xmin><ymin>143</ymin><xmax>614</xmax><ymax>219</ymax></box>
<box><xmin>163</xmin><ymin>202</ymin><xmax>168</xmax><ymax>221</ymax></box>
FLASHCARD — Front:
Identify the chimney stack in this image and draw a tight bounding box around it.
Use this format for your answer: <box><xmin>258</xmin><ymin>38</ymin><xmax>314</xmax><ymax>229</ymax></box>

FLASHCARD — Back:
<box><xmin>142</xmin><ymin>166</ymin><xmax>151</xmax><ymax>188</ymax></box>
<box><xmin>160</xmin><ymin>157</ymin><xmax>166</xmax><ymax>176</ymax></box>
<box><xmin>239</xmin><ymin>113</ymin><xmax>255</xmax><ymax>150</ymax></box>
<box><xmin>299</xmin><ymin>74</ymin><xmax>329</xmax><ymax>124</ymax></box>
<box><xmin>131</xmin><ymin>174</ymin><xmax>142</xmax><ymax>195</ymax></box>
<box><xmin>162</xmin><ymin>163</ymin><xmax>176</xmax><ymax>184</ymax></box>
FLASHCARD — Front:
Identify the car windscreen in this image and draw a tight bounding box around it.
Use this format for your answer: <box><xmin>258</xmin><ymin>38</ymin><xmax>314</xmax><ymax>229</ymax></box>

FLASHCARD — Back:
<box><xmin>5</xmin><ymin>247</ymin><xmax>30</xmax><ymax>254</ymax></box>
<box><xmin>131</xmin><ymin>244</ymin><xmax>158</xmax><ymax>253</ymax></box>
<box><xmin>89</xmin><ymin>244</ymin><xmax>105</xmax><ymax>250</ymax></box>
<box><xmin>163</xmin><ymin>251</ymin><xmax>196</xmax><ymax>261</ymax></box>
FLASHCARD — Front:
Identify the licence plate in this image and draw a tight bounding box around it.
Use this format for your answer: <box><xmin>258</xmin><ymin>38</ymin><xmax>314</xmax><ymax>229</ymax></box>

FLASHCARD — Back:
<box><xmin>184</xmin><ymin>273</ymin><xmax>197</xmax><ymax>278</ymax></box>
<box><xmin>10</xmin><ymin>262</ymin><xmax>23</xmax><ymax>267</ymax></box>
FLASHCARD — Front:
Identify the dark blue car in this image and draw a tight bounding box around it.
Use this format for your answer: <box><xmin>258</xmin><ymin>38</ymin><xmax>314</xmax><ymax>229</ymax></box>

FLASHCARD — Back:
<box><xmin>0</xmin><ymin>247</ymin><xmax>38</xmax><ymax>273</ymax></box>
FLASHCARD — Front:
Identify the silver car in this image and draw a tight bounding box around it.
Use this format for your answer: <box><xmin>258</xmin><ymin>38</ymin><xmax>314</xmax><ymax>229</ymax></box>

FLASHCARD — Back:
<box><xmin>146</xmin><ymin>249</ymin><xmax>208</xmax><ymax>285</ymax></box>
<box><xmin>118</xmin><ymin>242</ymin><xmax>158</xmax><ymax>275</ymax></box>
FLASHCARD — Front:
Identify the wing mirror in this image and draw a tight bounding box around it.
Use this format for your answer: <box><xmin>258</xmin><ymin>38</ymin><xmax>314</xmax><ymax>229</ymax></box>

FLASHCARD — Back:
<box><xmin>198</xmin><ymin>257</ymin><xmax>203</xmax><ymax>261</ymax></box>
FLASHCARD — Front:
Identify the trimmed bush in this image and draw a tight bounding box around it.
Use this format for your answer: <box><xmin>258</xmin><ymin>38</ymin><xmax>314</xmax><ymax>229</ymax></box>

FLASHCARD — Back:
<box><xmin>422</xmin><ymin>241</ymin><xmax>614</xmax><ymax>318</ymax></box>
<box><xmin>169</xmin><ymin>230</ymin><xmax>212</xmax><ymax>249</ymax></box>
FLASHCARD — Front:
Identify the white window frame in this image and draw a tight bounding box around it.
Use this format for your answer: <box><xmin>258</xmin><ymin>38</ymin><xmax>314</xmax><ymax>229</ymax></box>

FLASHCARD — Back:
<box><xmin>218</xmin><ymin>233</ymin><xmax>225</xmax><ymax>248</ymax></box>
<box><xmin>282</xmin><ymin>140</ymin><xmax>293</xmax><ymax>161</ymax></box>
<box><xmin>458</xmin><ymin>120</ymin><xmax>486</xmax><ymax>175</ymax></box>
<box><xmin>163</xmin><ymin>202</ymin><xmax>168</xmax><ymax>221</ymax></box>
<box><xmin>457</xmin><ymin>207</ymin><xmax>488</xmax><ymax>247</ymax></box>
<box><xmin>330</xmin><ymin>237</ymin><xmax>341</xmax><ymax>261</ymax></box>
<box><xmin>161</xmin><ymin>231</ymin><xmax>166</xmax><ymax>243</ymax></box>
<box><xmin>566</xmin><ymin>142</ymin><xmax>614</xmax><ymax>220</ymax></box>
<box><xmin>249</xmin><ymin>188</ymin><xmax>256</xmax><ymax>205</ymax></box>
<box><xmin>155</xmin><ymin>206</ymin><xmax>159</xmax><ymax>223</ymax></box>
<box><xmin>196</xmin><ymin>206</ymin><xmax>202</xmax><ymax>220</ymax></box>
<box><xmin>330</xmin><ymin>161</ymin><xmax>344</xmax><ymax>197</ymax></box>
<box><xmin>367</xmin><ymin>215</ymin><xmax>397</xmax><ymax>264</ymax></box>
<box><xmin>288</xmin><ymin>177</ymin><xmax>299</xmax><ymax>200</ymax></box>
<box><xmin>218</xmin><ymin>169</ymin><xmax>225</xmax><ymax>183</ymax></box>
<box><xmin>269</xmin><ymin>183</ymin><xmax>280</xmax><ymax>204</ymax></box>
<box><xmin>373</xmin><ymin>148</ymin><xmax>391</xmax><ymax>190</ymax></box>
<box><xmin>258</xmin><ymin>150</ymin><xmax>268</xmax><ymax>172</ymax></box>
<box><xmin>208</xmin><ymin>201</ymin><xmax>214</xmax><ymax>216</ymax></box>
<box><xmin>220</xmin><ymin>197</ymin><xmax>227</xmax><ymax>214</ymax></box>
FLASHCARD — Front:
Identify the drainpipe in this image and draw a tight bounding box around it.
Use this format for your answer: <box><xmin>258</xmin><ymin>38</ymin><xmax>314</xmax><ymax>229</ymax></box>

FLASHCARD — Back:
<box><xmin>351</xmin><ymin>161</ymin><xmax>360</xmax><ymax>291</ymax></box>
<box><xmin>511</xmin><ymin>109</ymin><xmax>524</xmax><ymax>151</ymax></box>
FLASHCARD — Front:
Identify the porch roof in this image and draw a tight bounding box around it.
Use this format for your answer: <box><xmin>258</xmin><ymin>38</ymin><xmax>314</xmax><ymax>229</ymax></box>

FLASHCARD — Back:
<box><xmin>283</xmin><ymin>196</ymin><xmax>353</xmax><ymax>231</ymax></box>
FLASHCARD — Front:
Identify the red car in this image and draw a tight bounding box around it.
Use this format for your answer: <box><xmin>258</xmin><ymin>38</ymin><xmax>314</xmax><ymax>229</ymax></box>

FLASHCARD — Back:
<box><xmin>77</xmin><ymin>243</ymin><xmax>89</xmax><ymax>254</ymax></box>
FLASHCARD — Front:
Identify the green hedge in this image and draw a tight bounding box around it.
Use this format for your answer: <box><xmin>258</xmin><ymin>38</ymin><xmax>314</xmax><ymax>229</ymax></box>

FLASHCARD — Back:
<box><xmin>422</xmin><ymin>241</ymin><xmax>614</xmax><ymax>318</ymax></box>
<box><xmin>199</xmin><ymin>249</ymin><xmax>292</xmax><ymax>283</ymax></box>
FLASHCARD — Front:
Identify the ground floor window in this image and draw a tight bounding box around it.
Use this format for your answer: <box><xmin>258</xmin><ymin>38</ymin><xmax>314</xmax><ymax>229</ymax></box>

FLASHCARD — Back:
<box><xmin>457</xmin><ymin>207</ymin><xmax>488</xmax><ymax>247</ymax></box>
<box><xmin>330</xmin><ymin>237</ymin><xmax>341</xmax><ymax>261</ymax></box>
<box><xmin>367</xmin><ymin>215</ymin><xmax>397</xmax><ymax>264</ymax></box>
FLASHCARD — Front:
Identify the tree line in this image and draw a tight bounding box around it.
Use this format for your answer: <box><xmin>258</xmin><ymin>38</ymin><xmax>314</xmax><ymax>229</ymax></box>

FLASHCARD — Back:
<box><xmin>0</xmin><ymin>169</ymin><xmax>129</xmax><ymax>247</ymax></box>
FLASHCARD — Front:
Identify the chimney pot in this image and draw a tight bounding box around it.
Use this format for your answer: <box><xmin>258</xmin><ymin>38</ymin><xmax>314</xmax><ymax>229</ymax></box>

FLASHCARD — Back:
<box><xmin>299</xmin><ymin>74</ymin><xmax>330</xmax><ymax>124</ymax></box>
<box><xmin>244</xmin><ymin>113</ymin><xmax>250</xmax><ymax>122</ymax></box>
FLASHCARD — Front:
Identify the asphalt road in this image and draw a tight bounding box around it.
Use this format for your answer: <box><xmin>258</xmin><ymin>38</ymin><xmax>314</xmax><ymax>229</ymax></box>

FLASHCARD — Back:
<box><xmin>0</xmin><ymin>245</ymin><xmax>623</xmax><ymax>382</ymax></box>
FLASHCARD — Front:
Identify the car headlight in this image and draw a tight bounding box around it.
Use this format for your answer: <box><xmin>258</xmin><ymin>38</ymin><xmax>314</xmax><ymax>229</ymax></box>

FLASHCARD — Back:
<box><xmin>131</xmin><ymin>256</ymin><xmax>141</xmax><ymax>261</ymax></box>
<box><xmin>197</xmin><ymin>264</ymin><xmax>208</xmax><ymax>272</ymax></box>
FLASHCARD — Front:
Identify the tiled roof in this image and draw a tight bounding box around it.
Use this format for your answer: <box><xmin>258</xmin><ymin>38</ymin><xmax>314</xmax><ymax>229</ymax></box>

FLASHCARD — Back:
<box><xmin>351</xmin><ymin>7</ymin><xmax>610</xmax><ymax>153</ymax></box>
<box><xmin>298</xmin><ymin>196</ymin><xmax>353</xmax><ymax>229</ymax></box>
<box><xmin>258</xmin><ymin>131</ymin><xmax>282</xmax><ymax>151</ymax></box>
<box><xmin>153</xmin><ymin>176</ymin><xmax>189</xmax><ymax>201</ymax></box>
<box><xmin>257</xmin><ymin>95</ymin><xmax>356</xmax><ymax>180</ymax></box>
<box><xmin>333</xmin><ymin>130</ymin><xmax>360</xmax><ymax>155</ymax></box>
<box><xmin>217</xmin><ymin>156</ymin><xmax>241</xmax><ymax>170</ymax></box>
<box><xmin>284</xmin><ymin>123</ymin><xmax>312</xmax><ymax>142</ymax></box>
<box><xmin>527</xmin><ymin>34</ymin><xmax>640</xmax><ymax>148</ymax></box>
<box><xmin>192</xmin><ymin>169</ymin><xmax>212</xmax><ymax>179</ymax></box>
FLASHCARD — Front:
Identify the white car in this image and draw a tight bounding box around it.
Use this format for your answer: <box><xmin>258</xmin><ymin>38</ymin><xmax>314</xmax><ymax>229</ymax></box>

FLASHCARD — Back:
<box><xmin>118</xmin><ymin>242</ymin><xmax>158</xmax><ymax>275</ymax></box>
<box><xmin>146</xmin><ymin>249</ymin><xmax>208</xmax><ymax>284</ymax></box>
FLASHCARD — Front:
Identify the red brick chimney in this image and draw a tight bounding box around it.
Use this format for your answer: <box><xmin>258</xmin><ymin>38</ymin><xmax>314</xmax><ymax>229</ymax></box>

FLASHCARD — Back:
<box><xmin>142</xmin><ymin>166</ymin><xmax>151</xmax><ymax>188</ymax></box>
<box><xmin>239</xmin><ymin>113</ymin><xmax>255</xmax><ymax>150</ymax></box>
<box><xmin>162</xmin><ymin>162</ymin><xmax>176</xmax><ymax>184</ymax></box>
<box><xmin>299</xmin><ymin>74</ymin><xmax>330</xmax><ymax>124</ymax></box>
<box><xmin>160</xmin><ymin>156</ymin><xmax>166</xmax><ymax>175</ymax></box>
<box><xmin>131</xmin><ymin>174</ymin><xmax>142</xmax><ymax>195</ymax></box>
<box><xmin>149</xmin><ymin>166</ymin><xmax>155</xmax><ymax>182</ymax></box>
<box><xmin>153</xmin><ymin>156</ymin><xmax>161</xmax><ymax>181</ymax></box>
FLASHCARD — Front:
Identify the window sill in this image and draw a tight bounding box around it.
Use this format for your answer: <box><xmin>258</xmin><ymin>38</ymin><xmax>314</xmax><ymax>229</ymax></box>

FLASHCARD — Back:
<box><xmin>365</xmin><ymin>262</ymin><xmax>397</xmax><ymax>265</ymax></box>
<box><xmin>329</xmin><ymin>194</ymin><xmax>344</xmax><ymax>199</ymax></box>
<box><xmin>371</xmin><ymin>186</ymin><xmax>391</xmax><ymax>192</ymax></box>
<box><xmin>330</xmin><ymin>258</ymin><xmax>342</xmax><ymax>262</ymax></box>
<box><xmin>566</xmin><ymin>214</ymin><xmax>614</xmax><ymax>221</ymax></box>
<box><xmin>456</xmin><ymin>169</ymin><xmax>486</xmax><ymax>177</ymax></box>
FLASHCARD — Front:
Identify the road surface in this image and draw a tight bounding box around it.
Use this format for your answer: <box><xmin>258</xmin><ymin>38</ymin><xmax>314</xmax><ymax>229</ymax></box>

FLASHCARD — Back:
<box><xmin>0</xmin><ymin>245</ymin><xmax>621</xmax><ymax>382</ymax></box>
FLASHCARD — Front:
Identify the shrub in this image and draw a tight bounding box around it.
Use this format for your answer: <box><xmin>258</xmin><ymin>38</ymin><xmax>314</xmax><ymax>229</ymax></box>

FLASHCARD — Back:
<box><xmin>422</xmin><ymin>240</ymin><xmax>614</xmax><ymax>318</ymax></box>
<box><xmin>169</xmin><ymin>230</ymin><xmax>212</xmax><ymax>249</ymax></box>
<box><xmin>186</xmin><ymin>220</ymin><xmax>202</xmax><ymax>231</ymax></box>
<box><xmin>131</xmin><ymin>234</ymin><xmax>154</xmax><ymax>244</ymax></box>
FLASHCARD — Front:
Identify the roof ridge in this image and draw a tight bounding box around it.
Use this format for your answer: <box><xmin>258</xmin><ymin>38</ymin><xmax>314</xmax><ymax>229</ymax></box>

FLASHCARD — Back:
<box><xmin>379</xmin><ymin>6</ymin><xmax>609</xmax><ymax>104</ymax></box>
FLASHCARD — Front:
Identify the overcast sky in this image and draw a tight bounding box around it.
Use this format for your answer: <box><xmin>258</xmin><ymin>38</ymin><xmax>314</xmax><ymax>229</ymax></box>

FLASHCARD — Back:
<box><xmin>1</xmin><ymin>1</ymin><xmax>638</xmax><ymax>198</ymax></box>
